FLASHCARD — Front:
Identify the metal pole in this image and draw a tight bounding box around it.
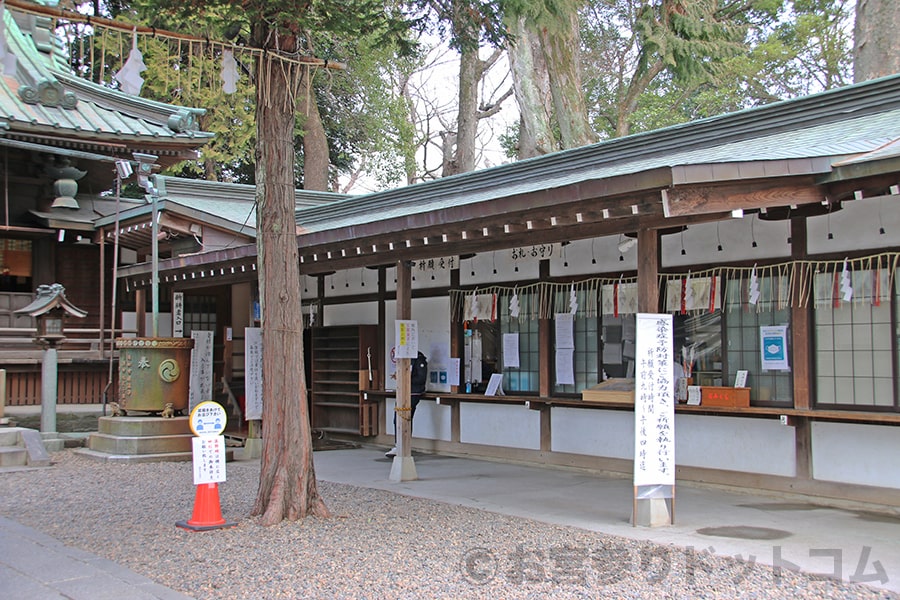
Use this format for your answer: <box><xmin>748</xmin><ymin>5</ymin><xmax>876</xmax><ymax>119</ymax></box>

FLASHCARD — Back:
<box><xmin>151</xmin><ymin>190</ymin><xmax>159</xmax><ymax>338</ymax></box>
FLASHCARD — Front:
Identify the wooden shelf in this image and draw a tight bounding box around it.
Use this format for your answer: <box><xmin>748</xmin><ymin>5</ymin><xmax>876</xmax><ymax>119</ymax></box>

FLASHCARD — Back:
<box><xmin>309</xmin><ymin>325</ymin><xmax>378</xmax><ymax>436</ymax></box>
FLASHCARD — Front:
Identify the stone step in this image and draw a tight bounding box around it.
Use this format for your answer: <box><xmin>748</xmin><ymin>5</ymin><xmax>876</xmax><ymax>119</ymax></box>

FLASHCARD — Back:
<box><xmin>0</xmin><ymin>428</ymin><xmax>19</xmax><ymax>446</ymax></box>
<box><xmin>98</xmin><ymin>416</ymin><xmax>191</xmax><ymax>437</ymax></box>
<box><xmin>0</xmin><ymin>446</ymin><xmax>27</xmax><ymax>467</ymax></box>
<box><xmin>88</xmin><ymin>432</ymin><xmax>194</xmax><ymax>455</ymax></box>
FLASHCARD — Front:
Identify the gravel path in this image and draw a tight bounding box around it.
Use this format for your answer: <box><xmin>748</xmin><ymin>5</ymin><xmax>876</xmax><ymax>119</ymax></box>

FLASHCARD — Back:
<box><xmin>0</xmin><ymin>450</ymin><xmax>895</xmax><ymax>600</ymax></box>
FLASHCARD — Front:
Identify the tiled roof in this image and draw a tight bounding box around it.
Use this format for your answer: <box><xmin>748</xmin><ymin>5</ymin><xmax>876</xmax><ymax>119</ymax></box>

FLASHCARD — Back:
<box><xmin>292</xmin><ymin>74</ymin><xmax>900</xmax><ymax>235</ymax></box>
<box><xmin>0</xmin><ymin>6</ymin><xmax>212</xmax><ymax>148</ymax></box>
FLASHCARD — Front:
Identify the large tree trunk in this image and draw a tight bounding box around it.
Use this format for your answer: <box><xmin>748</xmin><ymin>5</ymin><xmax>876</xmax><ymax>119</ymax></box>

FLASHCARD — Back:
<box><xmin>507</xmin><ymin>16</ymin><xmax>556</xmax><ymax>158</ymax></box>
<box><xmin>251</xmin><ymin>49</ymin><xmax>329</xmax><ymax>525</ymax></box>
<box><xmin>452</xmin><ymin>44</ymin><xmax>479</xmax><ymax>175</ymax></box>
<box><xmin>854</xmin><ymin>0</ymin><xmax>900</xmax><ymax>82</ymax></box>
<box><xmin>298</xmin><ymin>69</ymin><xmax>330</xmax><ymax>191</ymax></box>
<box><xmin>539</xmin><ymin>12</ymin><xmax>596</xmax><ymax>149</ymax></box>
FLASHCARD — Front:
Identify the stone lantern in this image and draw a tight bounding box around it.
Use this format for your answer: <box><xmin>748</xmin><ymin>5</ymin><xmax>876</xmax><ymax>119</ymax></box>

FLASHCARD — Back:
<box><xmin>15</xmin><ymin>284</ymin><xmax>87</xmax><ymax>438</ymax></box>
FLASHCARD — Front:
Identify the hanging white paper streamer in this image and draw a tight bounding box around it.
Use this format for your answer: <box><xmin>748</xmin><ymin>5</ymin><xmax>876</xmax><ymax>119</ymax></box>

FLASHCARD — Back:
<box><xmin>683</xmin><ymin>271</ymin><xmax>693</xmax><ymax>309</ymax></box>
<box><xmin>749</xmin><ymin>264</ymin><xmax>760</xmax><ymax>305</ymax></box>
<box><xmin>220</xmin><ymin>49</ymin><xmax>239</xmax><ymax>94</ymax></box>
<box><xmin>114</xmin><ymin>29</ymin><xmax>147</xmax><ymax>95</ymax></box>
<box><xmin>509</xmin><ymin>288</ymin><xmax>520</xmax><ymax>319</ymax></box>
<box><xmin>840</xmin><ymin>259</ymin><xmax>853</xmax><ymax>302</ymax></box>
<box><xmin>0</xmin><ymin>2</ymin><xmax>17</xmax><ymax>77</ymax></box>
<box><xmin>569</xmin><ymin>284</ymin><xmax>578</xmax><ymax>315</ymax></box>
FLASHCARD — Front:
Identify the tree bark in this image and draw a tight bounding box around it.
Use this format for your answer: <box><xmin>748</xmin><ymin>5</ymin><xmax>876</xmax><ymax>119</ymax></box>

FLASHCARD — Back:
<box><xmin>539</xmin><ymin>12</ymin><xmax>596</xmax><ymax>149</ymax></box>
<box><xmin>854</xmin><ymin>0</ymin><xmax>900</xmax><ymax>83</ymax></box>
<box><xmin>298</xmin><ymin>69</ymin><xmax>330</xmax><ymax>191</ymax></box>
<box><xmin>452</xmin><ymin>43</ymin><xmax>479</xmax><ymax>175</ymax></box>
<box><xmin>251</xmin><ymin>49</ymin><xmax>329</xmax><ymax>525</ymax></box>
<box><xmin>507</xmin><ymin>16</ymin><xmax>556</xmax><ymax>158</ymax></box>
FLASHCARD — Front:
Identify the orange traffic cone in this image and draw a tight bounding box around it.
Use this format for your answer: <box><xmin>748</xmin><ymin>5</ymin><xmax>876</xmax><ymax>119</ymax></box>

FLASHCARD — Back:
<box><xmin>176</xmin><ymin>483</ymin><xmax>236</xmax><ymax>531</ymax></box>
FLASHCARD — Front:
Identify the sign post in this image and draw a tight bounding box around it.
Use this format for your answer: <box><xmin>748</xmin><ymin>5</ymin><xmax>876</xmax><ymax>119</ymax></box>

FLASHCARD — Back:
<box><xmin>633</xmin><ymin>313</ymin><xmax>676</xmax><ymax>527</ymax></box>
<box><xmin>176</xmin><ymin>400</ymin><xmax>236</xmax><ymax>531</ymax></box>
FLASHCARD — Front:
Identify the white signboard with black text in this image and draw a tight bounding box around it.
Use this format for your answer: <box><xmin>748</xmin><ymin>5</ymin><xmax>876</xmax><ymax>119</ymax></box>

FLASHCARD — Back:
<box><xmin>633</xmin><ymin>313</ymin><xmax>675</xmax><ymax>487</ymax></box>
<box><xmin>189</xmin><ymin>330</ymin><xmax>214</xmax><ymax>411</ymax></box>
<box><xmin>244</xmin><ymin>327</ymin><xmax>263</xmax><ymax>420</ymax></box>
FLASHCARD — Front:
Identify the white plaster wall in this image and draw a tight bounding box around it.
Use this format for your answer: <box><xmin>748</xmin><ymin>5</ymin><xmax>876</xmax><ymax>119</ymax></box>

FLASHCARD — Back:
<box><xmin>551</xmin><ymin>407</ymin><xmax>634</xmax><ymax>459</ymax></box>
<box><xmin>323</xmin><ymin>302</ymin><xmax>378</xmax><ymax>326</ymax></box>
<box><xmin>675</xmin><ymin>414</ymin><xmax>795</xmax><ymax>476</ymax></box>
<box><xmin>384</xmin><ymin>296</ymin><xmax>452</xmax><ymax>392</ymax></box>
<box><xmin>807</xmin><ymin>194</ymin><xmax>900</xmax><ymax>255</ymax></box>
<box><xmin>663</xmin><ymin>216</ymin><xmax>791</xmax><ymax>268</ymax></box>
<box><xmin>385</xmin><ymin>398</ymin><xmax>451</xmax><ymax>440</ymax></box>
<box><xmin>549</xmin><ymin>236</ymin><xmax>636</xmax><ymax>276</ymax></box>
<box><xmin>460</xmin><ymin>402</ymin><xmax>541</xmax><ymax>449</ymax></box>
<box><xmin>812</xmin><ymin>422</ymin><xmax>900</xmax><ymax>488</ymax></box>
<box><xmin>552</xmin><ymin>409</ymin><xmax>795</xmax><ymax>476</ymax></box>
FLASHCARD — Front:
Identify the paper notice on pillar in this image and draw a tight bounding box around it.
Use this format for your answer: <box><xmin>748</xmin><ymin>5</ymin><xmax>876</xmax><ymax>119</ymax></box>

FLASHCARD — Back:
<box><xmin>395</xmin><ymin>320</ymin><xmax>418</xmax><ymax>359</ymax></box>
<box><xmin>172</xmin><ymin>292</ymin><xmax>184</xmax><ymax>337</ymax></box>
<box><xmin>760</xmin><ymin>325</ymin><xmax>789</xmax><ymax>371</ymax></box>
<box><xmin>449</xmin><ymin>357</ymin><xmax>460</xmax><ymax>386</ymax></box>
<box><xmin>633</xmin><ymin>313</ymin><xmax>675</xmax><ymax>487</ymax></box>
<box><xmin>502</xmin><ymin>333</ymin><xmax>520</xmax><ymax>368</ymax></box>
<box><xmin>555</xmin><ymin>348</ymin><xmax>575</xmax><ymax>385</ymax></box>
<box><xmin>189</xmin><ymin>330</ymin><xmax>214</xmax><ymax>411</ymax></box>
<box><xmin>244</xmin><ymin>327</ymin><xmax>263</xmax><ymax>420</ymax></box>
<box><xmin>192</xmin><ymin>436</ymin><xmax>226</xmax><ymax>485</ymax></box>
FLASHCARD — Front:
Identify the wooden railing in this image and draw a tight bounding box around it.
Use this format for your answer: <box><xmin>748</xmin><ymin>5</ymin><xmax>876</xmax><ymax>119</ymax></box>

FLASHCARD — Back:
<box><xmin>5</xmin><ymin>367</ymin><xmax>117</xmax><ymax>406</ymax></box>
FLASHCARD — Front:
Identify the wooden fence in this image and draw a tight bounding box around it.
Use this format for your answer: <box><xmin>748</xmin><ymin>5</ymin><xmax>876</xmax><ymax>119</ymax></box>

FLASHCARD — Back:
<box><xmin>4</xmin><ymin>367</ymin><xmax>117</xmax><ymax>406</ymax></box>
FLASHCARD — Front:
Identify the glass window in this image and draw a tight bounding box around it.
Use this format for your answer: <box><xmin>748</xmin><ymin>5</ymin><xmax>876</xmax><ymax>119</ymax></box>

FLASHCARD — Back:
<box><xmin>553</xmin><ymin>288</ymin><xmax>599</xmax><ymax>395</ymax></box>
<box><xmin>462</xmin><ymin>290</ymin><xmax>539</xmax><ymax>394</ymax></box>
<box><xmin>725</xmin><ymin>276</ymin><xmax>792</xmax><ymax>405</ymax></box>
<box><xmin>0</xmin><ymin>238</ymin><xmax>32</xmax><ymax>293</ymax></box>
<box><xmin>814</xmin><ymin>270</ymin><xmax>896</xmax><ymax>410</ymax></box>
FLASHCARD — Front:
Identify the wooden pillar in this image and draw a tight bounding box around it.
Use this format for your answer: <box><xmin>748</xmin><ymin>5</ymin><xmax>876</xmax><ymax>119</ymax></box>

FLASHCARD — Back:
<box><xmin>789</xmin><ymin>216</ymin><xmax>813</xmax><ymax>479</ymax></box>
<box><xmin>637</xmin><ymin>229</ymin><xmax>659</xmax><ymax>313</ymax></box>
<box><xmin>538</xmin><ymin>260</ymin><xmax>552</xmax><ymax>397</ymax></box>
<box><xmin>390</xmin><ymin>259</ymin><xmax>417</xmax><ymax>481</ymax></box>
<box><xmin>135</xmin><ymin>288</ymin><xmax>146</xmax><ymax>337</ymax></box>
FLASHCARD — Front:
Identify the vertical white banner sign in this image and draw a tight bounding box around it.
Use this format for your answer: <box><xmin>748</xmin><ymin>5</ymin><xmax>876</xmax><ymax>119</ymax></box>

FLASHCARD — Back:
<box><xmin>244</xmin><ymin>327</ymin><xmax>263</xmax><ymax>420</ymax></box>
<box><xmin>172</xmin><ymin>292</ymin><xmax>184</xmax><ymax>337</ymax></box>
<box><xmin>633</xmin><ymin>313</ymin><xmax>675</xmax><ymax>487</ymax></box>
<box><xmin>189</xmin><ymin>330</ymin><xmax>215</xmax><ymax>411</ymax></box>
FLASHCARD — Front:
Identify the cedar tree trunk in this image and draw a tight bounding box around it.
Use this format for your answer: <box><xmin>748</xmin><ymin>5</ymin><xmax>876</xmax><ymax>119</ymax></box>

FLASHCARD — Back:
<box><xmin>251</xmin><ymin>48</ymin><xmax>329</xmax><ymax>525</ymax></box>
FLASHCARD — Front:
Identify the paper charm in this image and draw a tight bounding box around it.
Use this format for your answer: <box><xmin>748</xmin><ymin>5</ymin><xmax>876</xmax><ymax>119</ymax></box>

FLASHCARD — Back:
<box><xmin>308</xmin><ymin>305</ymin><xmax>316</xmax><ymax>327</ymax></box>
<box><xmin>220</xmin><ymin>49</ymin><xmax>239</xmax><ymax>94</ymax></box>
<box><xmin>749</xmin><ymin>265</ymin><xmax>760</xmax><ymax>305</ymax></box>
<box><xmin>683</xmin><ymin>271</ymin><xmax>693</xmax><ymax>312</ymax></box>
<box><xmin>509</xmin><ymin>288</ymin><xmax>520</xmax><ymax>319</ymax></box>
<box><xmin>569</xmin><ymin>284</ymin><xmax>578</xmax><ymax>315</ymax></box>
<box><xmin>468</xmin><ymin>290</ymin><xmax>477</xmax><ymax>321</ymax></box>
<box><xmin>840</xmin><ymin>259</ymin><xmax>853</xmax><ymax>302</ymax></box>
<box><xmin>114</xmin><ymin>29</ymin><xmax>147</xmax><ymax>95</ymax></box>
<box><xmin>0</xmin><ymin>1</ymin><xmax>16</xmax><ymax>77</ymax></box>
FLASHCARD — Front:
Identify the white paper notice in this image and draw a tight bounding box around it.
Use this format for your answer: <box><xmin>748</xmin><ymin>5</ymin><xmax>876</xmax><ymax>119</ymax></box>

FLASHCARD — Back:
<box><xmin>192</xmin><ymin>436</ymin><xmax>226</xmax><ymax>485</ymax></box>
<box><xmin>395</xmin><ymin>320</ymin><xmax>419</xmax><ymax>359</ymax></box>
<box><xmin>449</xmin><ymin>357</ymin><xmax>460</xmax><ymax>386</ymax></box>
<box><xmin>189</xmin><ymin>330</ymin><xmax>214</xmax><ymax>411</ymax></box>
<box><xmin>555</xmin><ymin>348</ymin><xmax>575</xmax><ymax>385</ymax></box>
<box><xmin>633</xmin><ymin>313</ymin><xmax>675</xmax><ymax>487</ymax></box>
<box><xmin>502</xmin><ymin>333</ymin><xmax>520</xmax><ymax>368</ymax></box>
<box><xmin>244</xmin><ymin>327</ymin><xmax>263</xmax><ymax>420</ymax></box>
<box><xmin>555</xmin><ymin>313</ymin><xmax>575</xmax><ymax>349</ymax></box>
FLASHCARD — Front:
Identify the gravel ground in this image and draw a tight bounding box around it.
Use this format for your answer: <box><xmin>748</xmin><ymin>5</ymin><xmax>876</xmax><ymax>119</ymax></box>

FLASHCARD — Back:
<box><xmin>0</xmin><ymin>450</ymin><xmax>895</xmax><ymax>600</ymax></box>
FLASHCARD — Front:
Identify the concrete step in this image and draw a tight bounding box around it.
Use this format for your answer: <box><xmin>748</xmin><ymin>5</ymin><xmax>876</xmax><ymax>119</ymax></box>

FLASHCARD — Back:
<box><xmin>0</xmin><ymin>428</ymin><xmax>19</xmax><ymax>446</ymax></box>
<box><xmin>88</xmin><ymin>432</ymin><xmax>193</xmax><ymax>455</ymax></box>
<box><xmin>98</xmin><ymin>416</ymin><xmax>190</xmax><ymax>437</ymax></box>
<box><xmin>0</xmin><ymin>446</ymin><xmax>26</xmax><ymax>467</ymax></box>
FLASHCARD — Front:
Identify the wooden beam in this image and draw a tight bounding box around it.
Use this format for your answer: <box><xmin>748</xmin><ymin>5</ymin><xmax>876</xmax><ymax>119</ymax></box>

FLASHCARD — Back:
<box><xmin>664</xmin><ymin>180</ymin><xmax>824</xmax><ymax>218</ymax></box>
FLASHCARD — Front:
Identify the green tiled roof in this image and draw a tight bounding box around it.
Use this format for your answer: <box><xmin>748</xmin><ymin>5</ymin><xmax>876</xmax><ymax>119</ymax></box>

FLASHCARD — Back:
<box><xmin>0</xmin><ymin>5</ymin><xmax>212</xmax><ymax>144</ymax></box>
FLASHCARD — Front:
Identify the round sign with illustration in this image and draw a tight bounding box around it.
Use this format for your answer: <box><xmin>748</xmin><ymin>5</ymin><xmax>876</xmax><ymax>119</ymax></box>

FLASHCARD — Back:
<box><xmin>188</xmin><ymin>401</ymin><xmax>227</xmax><ymax>437</ymax></box>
